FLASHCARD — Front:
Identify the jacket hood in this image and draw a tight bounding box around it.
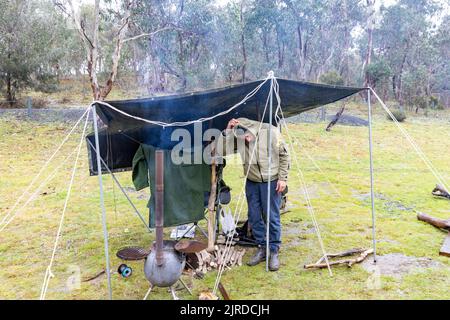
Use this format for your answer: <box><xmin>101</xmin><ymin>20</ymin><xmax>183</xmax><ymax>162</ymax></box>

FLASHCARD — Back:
<box><xmin>233</xmin><ymin>117</ymin><xmax>262</xmax><ymax>139</ymax></box>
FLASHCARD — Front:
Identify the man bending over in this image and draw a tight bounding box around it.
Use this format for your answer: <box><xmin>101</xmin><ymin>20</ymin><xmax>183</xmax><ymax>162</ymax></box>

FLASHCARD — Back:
<box><xmin>216</xmin><ymin>117</ymin><xmax>290</xmax><ymax>271</ymax></box>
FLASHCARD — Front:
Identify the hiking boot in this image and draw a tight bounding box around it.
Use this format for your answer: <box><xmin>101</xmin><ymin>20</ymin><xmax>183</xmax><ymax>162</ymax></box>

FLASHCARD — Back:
<box><xmin>247</xmin><ymin>247</ymin><xmax>266</xmax><ymax>266</ymax></box>
<box><xmin>269</xmin><ymin>251</ymin><xmax>280</xmax><ymax>271</ymax></box>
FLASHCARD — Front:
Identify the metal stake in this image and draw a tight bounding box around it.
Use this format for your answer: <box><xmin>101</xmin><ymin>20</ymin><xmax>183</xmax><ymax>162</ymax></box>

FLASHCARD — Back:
<box><xmin>367</xmin><ymin>90</ymin><xmax>377</xmax><ymax>263</ymax></box>
<box><xmin>92</xmin><ymin>105</ymin><xmax>113</xmax><ymax>299</ymax></box>
<box><xmin>178</xmin><ymin>278</ymin><xmax>193</xmax><ymax>295</ymax></box>
<box><xmin>266</xmin><ymin>75</ymin><xmax>274</xmax><ymax>272</ymax></box>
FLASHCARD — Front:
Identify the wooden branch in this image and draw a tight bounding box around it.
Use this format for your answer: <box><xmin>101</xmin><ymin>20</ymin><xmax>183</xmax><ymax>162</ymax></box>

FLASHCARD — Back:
<box><xmin>432</xmin><ymin>184</ymin><xmax>450</xmax><ymax>200</ymax></box>
<box><xmin>218</xmin><ymin>282</ymin><xmax>231</xmax><ymax>300</ymax></box>
<box><xmin>326</xmin><ymin>106</ymin><xmax>345</xmax><ymax>132</ymax></box>
<box><xmin>304</xmin><ymin>248</ymin><xmax>373</xmax><ymax>269</ymax></box>
<box><xmin>122</xmin><ymin>27</ymin><xmax>175</xmax><ymax>43</ymax></box>
<box><xmin>417</xmin><ymin>212</ymin><xmax>450</xmax><ymax>231</ymax></box>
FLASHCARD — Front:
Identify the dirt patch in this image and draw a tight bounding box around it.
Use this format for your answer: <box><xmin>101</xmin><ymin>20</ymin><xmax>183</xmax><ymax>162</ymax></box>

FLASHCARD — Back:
<box><xmin>284</xmin><ymin>222</ymin><xmax>315</xmax><ymax>236</ymax></box>
<box><xmin>283</xmin><ymin>222</ymin><xmax>316</xmax><ymax>248</ymax></box>
<box><xmin>353</xmin><ymin>192</ymin><xmax>414</xmax><ymax>213</ymax></box>
<box><xmin>290</xmin><ymin>182</ymin><xmax>336</xmax><ymax>199</ymax></box>
<box><xmin>362</xmin><ymin>253</ymin><xmax>443</xmax><ymax>278</ymax></box>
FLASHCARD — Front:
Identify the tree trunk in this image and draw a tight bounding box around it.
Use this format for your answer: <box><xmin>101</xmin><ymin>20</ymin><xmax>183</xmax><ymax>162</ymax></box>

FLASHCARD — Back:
<box><xmin>362</xmin><ymin>0</ymin><xmax>375</xmax><ymax>87</ymax></box>
<box><xmin>6</xmin><ymin>73</ymin><xmax>14</xmax><ymax>107</ymax></box>
<box><xmin>396</xmin><ymin>48</ymin><xmax>409</xmax><ymax>103</ymax></box>
<box><xmin>240</xmin><ymin>1</ymin><xmax>246</xmax><ymax>83</ymax></box>
<box><xmin>276</xmin><ymin>32</ymin><xmax>284</xmax><ymax>69</ymax></box>
<box><xmin>339</xmin><ymin>0</ymin><xmax>351</xmax><ymax>84</ymax></box>
<box><xmin>296</xmin><ymin>24</ymin><xmax>307</xmax><ymax>80</ymax></box>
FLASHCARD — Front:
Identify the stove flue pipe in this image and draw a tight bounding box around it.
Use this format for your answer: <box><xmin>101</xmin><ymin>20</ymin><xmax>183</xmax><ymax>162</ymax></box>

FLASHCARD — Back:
<box><xmin>155</xmin><ymin>150</ymin><xmax>164</xmax><ymax>266</ymax></box>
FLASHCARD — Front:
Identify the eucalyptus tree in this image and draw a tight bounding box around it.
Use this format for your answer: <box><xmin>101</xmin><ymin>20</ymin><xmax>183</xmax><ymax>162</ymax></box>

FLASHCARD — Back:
<box><xmin>372</xmin><ymin>0</ymin><xmax>440</xmax><ymax>103</ymax></box>
<box><xmin>130</xmin><ymin>0</ymin><xmax>219</xmax><ymax>92</ymax></box>
<box><xmin>0</xmin><ymin>0</ymin><xmax>67</xmax><ymax>104</ymax></box>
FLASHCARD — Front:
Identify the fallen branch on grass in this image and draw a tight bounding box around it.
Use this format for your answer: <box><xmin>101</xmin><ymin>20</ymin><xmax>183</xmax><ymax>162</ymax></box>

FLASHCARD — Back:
<box><xmin>432</xmin><ymin>184</ymin><xmax>450</xmax><ymax>200</ymax></box>
<box><xmin>82</xmin><ymin>270</ymin><xmax>106</xmax><ymax>282</ymax></box>
<box><xmin>325</xmin><ymin>106</ymin><xmax>345</xmax><ymax>132</ymax></box>
<box><xmin>417</xmin><ymin>212</ymin><xmax>450</xmax><ymax>231</ymax></box>
<box><xmin>416</xmin><ymin>212</ymin><xmax>450</xmax><ymax>257</ymax></box>
<box><xmin>304</xmin><ymin>248</ymin><xmax>373</xmax><ymax>269</ymax></box>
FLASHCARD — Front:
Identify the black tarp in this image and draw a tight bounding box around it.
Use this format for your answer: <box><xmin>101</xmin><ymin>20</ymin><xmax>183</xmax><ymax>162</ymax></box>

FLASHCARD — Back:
<box><xmin>87</xmin><ymin>78</ymin><xmax>365</xmax><ymax>175</ymax></box>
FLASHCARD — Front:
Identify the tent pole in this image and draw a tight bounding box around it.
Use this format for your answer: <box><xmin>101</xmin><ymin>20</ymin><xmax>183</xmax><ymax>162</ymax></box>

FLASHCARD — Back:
<box><xmin>367</xmin><ymin>89</ymin><xmax>377</xmax><ymax>263</ymax></box>
<box><xmin>92</xmin><ymin>105</ymin><xmax>113</xmax><ymax>299</ymax></box>
<box><xmin>266</xmin><ymin>75</ymin><xmax>274</xmax><ymax>272</ymax></box>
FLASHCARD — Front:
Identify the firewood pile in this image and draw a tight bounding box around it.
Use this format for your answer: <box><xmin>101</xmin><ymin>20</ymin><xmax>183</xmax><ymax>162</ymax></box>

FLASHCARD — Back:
<box><xmin>187</xmin><ymin>245</ymin><xmax>246</xmax><ymax>276</ymax></box>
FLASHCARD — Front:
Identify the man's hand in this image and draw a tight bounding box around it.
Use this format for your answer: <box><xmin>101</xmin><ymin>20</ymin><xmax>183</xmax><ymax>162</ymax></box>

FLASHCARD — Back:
<box><xmin>276</xmin><ymin>180</ymin><xmax>287</xmax><ymax>194</ymax></box>
<box><xmin>226</xmin><ymin>118</ymin><xmax>239</xmax><ymax>130</ymax></box>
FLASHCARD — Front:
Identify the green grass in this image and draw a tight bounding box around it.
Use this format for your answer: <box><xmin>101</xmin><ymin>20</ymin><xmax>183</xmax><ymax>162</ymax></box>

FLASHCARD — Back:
<box><xmin>0</xmin><ymin>104</ymin><xmax>449</xmax><ymax>300</ymax></box>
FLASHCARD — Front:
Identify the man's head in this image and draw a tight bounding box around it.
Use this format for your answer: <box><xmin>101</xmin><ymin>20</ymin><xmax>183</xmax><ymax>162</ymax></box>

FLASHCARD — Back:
<box><xmin>233</xmin><ymin>124</ymin><xmax>255</xmax><ymax>143</ymax></box>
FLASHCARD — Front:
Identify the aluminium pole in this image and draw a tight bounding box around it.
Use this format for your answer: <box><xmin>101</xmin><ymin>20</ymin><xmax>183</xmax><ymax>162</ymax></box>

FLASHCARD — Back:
<box><xmin>92</xmin><ymin>104</ymin><xmax>113</xmax><ymax>299</ymax></box>
<box><xmin>367</xmin><ymin>89</ymin><xmax>377</xmax><ymax>263</ymax></box>
<box><xmin>266</xmin><ymin>75</ymin><xmax>274</xmax><ymax>272</ymax></box>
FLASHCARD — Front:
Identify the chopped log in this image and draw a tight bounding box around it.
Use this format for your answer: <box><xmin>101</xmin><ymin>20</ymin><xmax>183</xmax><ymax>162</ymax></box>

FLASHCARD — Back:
<box><xmin>190</xmin><ymin>246</ymin><xmax>247</xmax><ymax>274</ymax></box>
<box><xmin>440</xmin><ymin>232</ymin><xmax>450</xmax><ymax>257</ymax></box>
<box><xmin>432</xmin><ymin>184</ymin><xmax>450</xmax><ymax>200</ymax></box>
<box><xmin>237</xmin><ymin>249</ymin><xmax>245</xmax><ymax>266</ymax></box>
<box><xmin>304</xmin><ymin>248</ymin><xmax>373</xmax><ymax>269</ymax></box>
<box><xmin>417</xmin><ymin>212</ymin><xmax>450</xmax><ymax>230</ymax></box>
<box><xmin>195</xmin><ymin>252</ymin><xmax>203</xmax><ymax>267</ymax></box>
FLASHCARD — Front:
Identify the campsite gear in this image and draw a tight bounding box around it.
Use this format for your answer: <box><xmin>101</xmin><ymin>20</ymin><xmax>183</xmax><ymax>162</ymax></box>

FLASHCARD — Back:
<box><xmin>245</xmin><ymin>179</ymin><xmax>282</xmax><ymax>252</ymax></box>
<box><xmin>170</xmin><ymin>224</ymin><xmax>196</xmax><ymax>239</ymax></box>
<box><xmin>144</xmin><ymin>240</ymin><xmax>186</xmax><ymax>287</ymax></box>
<box><xmin>235</xmin><ymin>220</ymin><xmax>258</xmax><ymax>247</ymax></box>
<box><xmin>132</xmin><ymin>144</ymin><xmax>211</xmax><ymax>227</ymax></box>
<box><xmin>116</xmin><ymin>246</ymin><xmax>150</xmax><ymax>261</ymax></box>
<box><xmin>216</xmin><ymin>118</ymin><xmax>290</xmax><ymax>183</ymax></box>
<box><xmin>219</xmin><ymin>206</ymin><xmax>236</xmax><ymax>236</ymax></box>
<box><xmin>268</xmin><ymin>252</ymin><xmax>280</xmax><ymax>272</ymax></box>
<box><xmin>191</xmin><ymin>246</ymin><xmax>246</xmax><ymax>275</ymax></box>
<box><xmin>86</xmin><ymin>78</ymin><xmax>364</xmax><ymax>175</ymax></box>
<box><xmin>247</xmin><ymin>247</ymin><xmax>266</xmax><ymax>266</ymax></box>
<box><xmin>118</xmin><ymin>264</ymin><xmax>132</xmax><ymax>278</ymax></box>
<box><xmin>84</xmin><ymin>74</ymin><xmax>384</xmax><ymax>294</ymax></box>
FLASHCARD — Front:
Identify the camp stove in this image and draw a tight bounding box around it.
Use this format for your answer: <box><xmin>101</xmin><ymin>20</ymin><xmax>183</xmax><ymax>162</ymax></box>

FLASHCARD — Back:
<box><xmin>144</xmin><ymin>240</ymin><xmax>186</xmax><ymax>287</ymax></box>
<box><xmin>141</xmin><ymin>150</ymin><xmax>200</xmax><ymax>300</ymax></box>
<box><xmin>114</xmin><ymin>151</ymin><xmax>208</xmax><ymax>299</ymax></box>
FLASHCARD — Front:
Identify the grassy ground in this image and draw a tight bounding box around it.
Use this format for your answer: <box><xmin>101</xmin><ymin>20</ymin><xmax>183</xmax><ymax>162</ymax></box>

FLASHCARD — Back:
<box><xmin>0</xmin><ymin>103</ymin><xmax>449</xmax><ymax>300</ymax></box>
